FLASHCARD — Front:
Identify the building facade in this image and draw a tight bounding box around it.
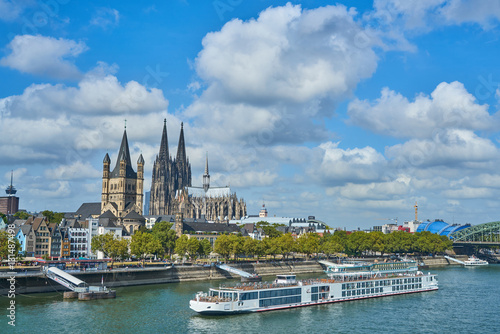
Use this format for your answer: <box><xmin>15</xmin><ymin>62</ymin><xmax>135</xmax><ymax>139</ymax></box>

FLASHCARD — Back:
<box><xmin>0</xmin><ymin>196</ymin><xmax>19</xmax><ymax>215</ymax></box>
<box><xmin>48</xmin><ymin>223</ymin><xmax>62</xmax><ymax>259</ymax></box>
<box><xmin>15</xmin><ymin>224</ymin><xmax>35</xmax><ymax>257</ymax></box>
<box><xmin>32</xmin><ymin>217</ymin><xmax>50</xmax><ymax>257</ymax></box>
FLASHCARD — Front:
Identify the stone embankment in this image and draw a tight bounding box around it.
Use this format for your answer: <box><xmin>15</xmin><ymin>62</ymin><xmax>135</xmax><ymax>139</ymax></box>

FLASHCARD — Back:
<box><xmin>0</xmin><ymin>261</ymin><xmax>323</xmax><ymax>295</ymax></box>
<box><xmin>0</xmin><ymin>255</ymin><xmax>472</xmax><ymax>295</ymax></box>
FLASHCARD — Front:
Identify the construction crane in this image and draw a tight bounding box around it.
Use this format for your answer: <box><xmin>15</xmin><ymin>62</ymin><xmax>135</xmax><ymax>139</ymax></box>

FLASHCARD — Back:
<box><xmin>376</xmin><ymin>218</ymin><xmax>398</xmax><ymax>224</ymax></box>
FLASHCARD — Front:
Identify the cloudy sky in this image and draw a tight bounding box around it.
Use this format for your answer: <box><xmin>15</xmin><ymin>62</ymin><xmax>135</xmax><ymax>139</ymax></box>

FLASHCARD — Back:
<box><xmin>1</xmin><ymin>0</ymin><xmax>500</xmax><ymax>229</ymax></box>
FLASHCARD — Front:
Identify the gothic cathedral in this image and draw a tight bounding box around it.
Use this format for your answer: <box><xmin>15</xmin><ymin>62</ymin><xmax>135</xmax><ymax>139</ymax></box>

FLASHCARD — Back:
<box><xmin>149</xmin><ymin>120</ymin><xmax>191</xmax><ymax>215</ymax></box>
<box><xmin>149</xmin><ymin>120</ymin><xmax>246</xmax><ymax>221</ymax></box>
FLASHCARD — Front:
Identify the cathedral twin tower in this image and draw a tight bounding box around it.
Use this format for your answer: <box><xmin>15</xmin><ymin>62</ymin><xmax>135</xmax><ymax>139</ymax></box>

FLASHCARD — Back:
<box><xmin>101</xmin><ymin>120</ymin><xmax>246</xmax><ymax>222</ymax></box>
<box><xmin>149</xmin><ymin>120</ymin><xmax>191</xmax><ymax>216</ymax></box>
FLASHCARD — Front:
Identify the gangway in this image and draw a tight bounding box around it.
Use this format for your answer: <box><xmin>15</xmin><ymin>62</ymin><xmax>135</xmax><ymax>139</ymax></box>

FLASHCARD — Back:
<box><xmin>215</xmin><ymin>263</ymin><xmax>261</xmax><ymax>282</ymax></box>
<box><xmin>444</xmin><ymin>255</ymin><xmax>465</xmax><ymax>265</ymax></box>
<box><xmin>318</xmin><ymin>260</ymin><xmax>338</xmax><ymax>267</ymax></box>
<box><xmin>42</xmin><ymin>266</ymin><xmax>116</xmax><ymax>300</ymax></box>
<box><xmin>43</xmin><ymin>266</ymin><xmax>88</xmax><ymax>292</ymax></box>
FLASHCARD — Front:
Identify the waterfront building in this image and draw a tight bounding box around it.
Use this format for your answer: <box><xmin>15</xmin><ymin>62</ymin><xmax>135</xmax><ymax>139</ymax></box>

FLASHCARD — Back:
<box><xmin>60</xmin><ymin>230</ymin><xmax>70</xmax><ymax>258</ymax></box>
<box><xmin>15</xmin><ymin>224</ymin><xmax>35</xmax><ymax>257</ymax></box>
<box><xmin>101</xmin><ymin>126</ymin><xmax>144</xmax><ymax>219</ymax></box>
<box><xmin>68</xmin><ymin>226</ymin><xmax>90</xmax><ymax>258</ymax></box>
<box><xmin>416</xmin><ymin>219</ymin><xmax>470</xmax><ymax>237</ymax></box>
<box><xmin>31</xmin><ymin>217</ymin><xmax>51</xmax><ymax>257</ymax></box>
<box><xmin>48</xmin><ymin>223</ymin><xmax>62</xmax><ymax>259</ymax></box>
<box><xmin>60</xmin><ymin>218</ymin><xmax>92</xmax><ymax>258</ymax></box>
<box><xmin>149</xmin><ymin>121</ymin><xmax>246</xmax><ymax>221</ymax></box>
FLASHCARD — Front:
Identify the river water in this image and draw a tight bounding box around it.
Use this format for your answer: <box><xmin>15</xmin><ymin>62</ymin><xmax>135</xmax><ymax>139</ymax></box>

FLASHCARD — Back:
<box><xmin>1</xmin><ymin>265</ymin><xmax>499</xmax><ymax>333</ymax></box>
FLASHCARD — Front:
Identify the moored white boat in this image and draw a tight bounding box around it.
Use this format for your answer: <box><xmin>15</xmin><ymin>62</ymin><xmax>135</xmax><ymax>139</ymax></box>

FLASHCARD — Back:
<box><xmin>189</xmin><ymin>260</ymin><xmax>438</xmax><ymax>315</ymax></box>
<box><xmin>463</xmin><ymin>256</ymin><xmax>488</xmax><ymax>266</ymax></box>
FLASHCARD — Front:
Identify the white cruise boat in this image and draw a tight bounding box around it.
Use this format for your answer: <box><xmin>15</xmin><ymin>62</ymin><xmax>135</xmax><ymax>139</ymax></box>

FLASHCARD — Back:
<box><xmin>464</xmin><ymin>256</ymin><xmax>488</xmax><ymax>266</ymax></box>
<box><xmin>189</xmin><ymin>260</ymin><xmax>438</xmax><ymax>315</ymax></box>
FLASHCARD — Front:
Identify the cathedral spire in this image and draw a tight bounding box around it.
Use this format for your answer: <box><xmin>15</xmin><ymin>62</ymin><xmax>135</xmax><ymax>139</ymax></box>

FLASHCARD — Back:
<box><xmin>203</xmin><ymin>152</ymin><xmax>210</xmax><ymax>193</ymax></box>
<box><xmin>176</xmin><ymin>122</ymin><xmax>187</xmax><ymax>164</ymax></box>
<box><xmin>159</xmin><ymin>119</ymin><xmax>169</xmax><ymax>161</ymax></box>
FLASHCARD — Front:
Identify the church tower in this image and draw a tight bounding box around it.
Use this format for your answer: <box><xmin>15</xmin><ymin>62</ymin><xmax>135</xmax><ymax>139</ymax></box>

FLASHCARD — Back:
<box><xmin>101</xmin><ymin>126</ymin><xmax>144</xmax><ymax>218</ymax></box>
<box><xmin>149</xmin><ymin>121</ymin><xmax>191</xmax><ymax>215</ymax></box>
<box><xmin>175</xmin><ymin>122</ymin><xmax>191</xmax><ymax>190</ymax></box>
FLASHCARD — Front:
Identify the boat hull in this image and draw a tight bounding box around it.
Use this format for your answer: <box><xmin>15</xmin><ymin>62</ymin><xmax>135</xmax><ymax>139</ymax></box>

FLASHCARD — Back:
<box><xmin>190</xmin><ymin>287</ymin><xmax>438</xmax><ymax>315</ymax></box>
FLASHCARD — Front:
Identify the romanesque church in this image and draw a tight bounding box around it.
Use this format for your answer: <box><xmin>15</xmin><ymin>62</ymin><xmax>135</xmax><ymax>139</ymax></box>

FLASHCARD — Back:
<box><xmin>149</xmin><ymin>120</ymin><xmax>246</xmax><ymax>221</ymax></box>
<box><xmin>100</xmin><ymin>127</ymin><xmax>145</xmax><ymax>233</ymax></box>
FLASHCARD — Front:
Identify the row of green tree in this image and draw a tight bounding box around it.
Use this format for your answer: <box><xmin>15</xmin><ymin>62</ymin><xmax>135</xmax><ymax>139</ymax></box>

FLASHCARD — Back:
<box><xmin>210</xmin><ymin>230</ymin><xmax>453</xmax><ymax>261</ymax></box>
<box><xmin>90</xmin><ymin>221</ymin><xmax>453</xmax><ymax>263</ymax></box>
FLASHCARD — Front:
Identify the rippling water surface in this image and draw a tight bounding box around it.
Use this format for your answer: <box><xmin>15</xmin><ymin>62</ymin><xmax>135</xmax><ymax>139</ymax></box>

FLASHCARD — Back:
<box><xmin>1</xmin><ymin>265</ymin><xmax>499</xmax><ymax>333</ymax></box>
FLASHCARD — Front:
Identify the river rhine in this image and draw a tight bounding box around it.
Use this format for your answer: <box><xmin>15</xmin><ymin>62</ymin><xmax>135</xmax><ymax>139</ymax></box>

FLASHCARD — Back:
<box><xmin>1</xmin><ymin>265</ymin><xmax>499</xmax><ymax>333</ymax></box>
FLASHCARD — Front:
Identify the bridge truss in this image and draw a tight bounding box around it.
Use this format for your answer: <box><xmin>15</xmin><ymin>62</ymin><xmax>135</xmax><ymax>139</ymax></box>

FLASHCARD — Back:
<box><xmin>450</xmin><ymin>221</ymin><xmax>500</xmax><ymax>243</ymax></box>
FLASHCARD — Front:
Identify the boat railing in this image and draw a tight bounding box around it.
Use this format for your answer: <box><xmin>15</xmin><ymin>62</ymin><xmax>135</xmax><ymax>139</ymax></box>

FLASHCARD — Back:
<box><xmin>327</xmin><ymin>271</ymin><xmax>428</xmax><ymax>282</ymax></box>
<box><xmin>217</xmin><ymin>278</ymin><xmax>338</xmax><ymax>291</ymax></box>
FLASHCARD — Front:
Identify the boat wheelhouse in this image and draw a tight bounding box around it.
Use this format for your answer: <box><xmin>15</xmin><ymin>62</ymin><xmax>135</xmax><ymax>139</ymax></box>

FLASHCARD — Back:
<box><xmin>189</xmin><ymin>259</ymin><xmax>438</xmax><ymax>315</ymax></box>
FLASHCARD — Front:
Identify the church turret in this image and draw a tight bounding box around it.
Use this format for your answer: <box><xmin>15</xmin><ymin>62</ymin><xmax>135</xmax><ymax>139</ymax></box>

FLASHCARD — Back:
<box><xmin>103</xmin><ymin>153</ymin><xmax>110</xmax><ymax>177</ymax></box>
<box><xmin>137</xmin><ymin>154</ymin><xmax>144</xmax><ymax>178</ymax></box>
<box><xmin>101</xmin><ymin>154</ymin><xmax>111</xmax><ymax>208</ymax></box>
<box><xmin>136</xmin><ymin>154</ymin><xmax>144</xmax><ymax>215</ymax></box>
<box><xmin>203</xmin><ymin>152</ymin><xmax>210</xmax><ymax>193</ymax></box>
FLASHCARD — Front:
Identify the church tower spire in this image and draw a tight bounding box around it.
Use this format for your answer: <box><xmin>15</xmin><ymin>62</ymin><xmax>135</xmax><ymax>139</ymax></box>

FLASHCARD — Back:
<box><xmin>176</xmin><ymin>122</ymin><xmax>186</xmax><ymax>165</ymax></box>
<box><xmin>159</xmin><ymin>119</ymin><xmax>169</xmax><ymax>161</ymax></box>
<box><xmin>111</xmin><ymin>127</ymin><xmax>135</xmax><ymax>178</ymax></box>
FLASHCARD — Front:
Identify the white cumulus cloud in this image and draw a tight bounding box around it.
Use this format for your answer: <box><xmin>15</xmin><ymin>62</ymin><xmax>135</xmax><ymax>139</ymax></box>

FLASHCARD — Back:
<box><xmin>0</xmin><ymin>35</ymin><xmax>88</xmax><ymax>79</ymax></box>
<box><xmin>348</xmin><ymin>81</ymin><xmax>495</xmax><ymax>139</ymax></box>
<box><xmin>313</xmin><ymin>142</ymin><xmax>387</xmax><ymax>185</ymax></box>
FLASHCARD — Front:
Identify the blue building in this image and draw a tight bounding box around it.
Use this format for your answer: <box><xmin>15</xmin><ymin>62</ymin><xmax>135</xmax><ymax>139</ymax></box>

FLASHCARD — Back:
<box><xmin>416</xmin><ymin>219</ymin><xmax>470</xmax><ymax>238</ymax></box>
<box><xmin>15</xmin><ymin>224</ymin><xmax>35</xmax><ymax>256</ymax></box>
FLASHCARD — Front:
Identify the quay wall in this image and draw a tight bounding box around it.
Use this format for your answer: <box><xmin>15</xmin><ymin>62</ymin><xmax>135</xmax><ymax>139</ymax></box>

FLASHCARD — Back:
<box><xmin>0</xmin><ymin>261</ymin><xmax>322</xmax><ymax>295</ymax></box>
<box><xmin>0</xmin><ymin>256</ymin><xmax>467</xmax><ymax>295</ymax></box>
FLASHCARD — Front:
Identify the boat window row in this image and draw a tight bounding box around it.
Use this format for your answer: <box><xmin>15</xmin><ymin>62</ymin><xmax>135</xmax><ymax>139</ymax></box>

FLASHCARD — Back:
<box><xmin>342</xmin><ymin>280</ymin><xmax>389</xmax><ymax>290</ymax></box>
<box><xmin>342</xmin><ymin>287</ymin><xmax>384</xmax><ymax>297</ymax></box>
<box><xmin>392</xmin><ymin>277</ymin><xmax>422</xmax><ymax>285</ymax></box>
<box><xmin>311</xmin><ymin>293</ymin><xmax>328</xmax><ymax>301</ymax></box>
<box><xmin>373</xmin><ymin>263</ymin><xmax>413</xmax><ymax>271</ymax></box>
<box><xmin>311</xmin><ymin>286</ymin><xmax>329</xmax><ymax>293</ymax></box>
<box><xmin>239</xmin><ymin>291</ymin><xmax>258</xmax><ymax>300</ymax></box>
<box><xmin>259</xmin><ymin>296</ymin><xmax>301</xmax><ymax>307</ymax></box>
<box><xmin>259</xmin><ymin>288</ymin><xmax>301</xmax><ymax>299</ymax></box>
<box><xmin>210</xmin><ymin>291</ymin><xmax>237</xmax><ymax>300</ymax></box>
<box><xmin>391</xmin><ymin>284</ymin><xmax>422</xmax><ymax>291</ymax></box>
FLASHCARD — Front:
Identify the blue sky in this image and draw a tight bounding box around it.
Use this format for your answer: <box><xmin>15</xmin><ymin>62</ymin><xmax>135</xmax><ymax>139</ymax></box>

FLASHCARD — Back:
<box><xmin>2</xmin><ymin>0</ymin><xmax>500</xmax><ymax>229</ymax></box>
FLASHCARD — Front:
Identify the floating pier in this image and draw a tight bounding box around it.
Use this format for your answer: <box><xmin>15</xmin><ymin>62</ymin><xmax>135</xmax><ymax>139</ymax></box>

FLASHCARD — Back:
<box><xmin>215</xmin><ymin>263</ymin><xmax>261</xmax><ymax>282</ymax></box>
<box><xmin>43</xmin><ymin>266</ymin><xmax>116</xmax><ymax>300</ymax></box>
